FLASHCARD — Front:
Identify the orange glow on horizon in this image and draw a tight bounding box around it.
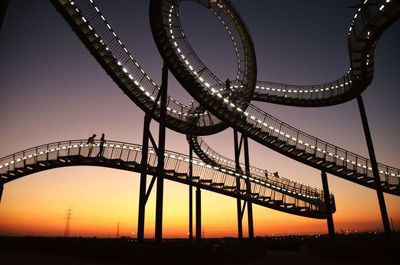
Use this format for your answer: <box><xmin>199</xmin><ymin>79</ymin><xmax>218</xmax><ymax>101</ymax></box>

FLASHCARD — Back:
<box><xmin>1</xmin><ymin>167</ymin><xmax>399</xmax><ymax>238</ymax></box>
<box><xmin>1</xmin><ymin>0</ymin><xmax>399</xmax><ymax>240</ymax></box>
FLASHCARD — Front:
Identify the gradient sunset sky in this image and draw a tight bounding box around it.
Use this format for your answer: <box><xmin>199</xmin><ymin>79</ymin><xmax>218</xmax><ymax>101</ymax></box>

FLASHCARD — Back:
<box><xmin>0</xmin><ymin>0</ymin><xmax>399</xmax><ymax>238</ymax></box>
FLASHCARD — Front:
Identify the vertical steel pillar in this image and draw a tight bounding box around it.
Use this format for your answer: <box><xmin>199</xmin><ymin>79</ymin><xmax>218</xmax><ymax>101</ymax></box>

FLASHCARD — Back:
<box><xmin>243</xmin><ymin>135</ymin><xmax>254</xmax><ymax>239</ymax></box>
<box><xmin>357</xmin><ymin>96</ymin><xmax>391</xmax><ymax>234</ymax></box>
<box><xmin>321</xmin><ymin>171</ymin><xmax>335</xmax><ymax>239</ymax></box>
<box><xmin>137</xmin><ymin>114</ymin><xmax>152</xmax><ymax>243</ymax></box>
<box><xmin>155</xmin><ymin>61</ymin><xmax>168</xmax><ymax>243</ymax></box>
<box><xmin>0</xmin><ymin>184</ymin><xmax>3</xmax><ymax>203</ymax></box>
<box><xmin>189</xmin><ymin>142</ymin><xmax>193</xmax><ymax>241</ymax></box>
<box><xmin>233</xmin><ymin>129</ymin><xmax>243</xmax><ymax>239</ymax></box>
<box><xmin>196</xmin><ymin>187</ymin><xmax>201</xmax><ymax>241</ymax></box>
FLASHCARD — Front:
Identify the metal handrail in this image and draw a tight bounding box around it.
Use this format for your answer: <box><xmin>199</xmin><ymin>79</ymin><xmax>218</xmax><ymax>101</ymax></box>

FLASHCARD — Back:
<box><xmin>51</xmin><ymin>0</ymin><xmax>400</xmax><ymax>195</ymax></box>
<box><xmin>70</xmin><ymin>0</ymin><xmax>222</xmax><ymax>129</ymax></box>
<box><xmin>154</xmin><ymin>0</ymin><xmax>400</xmax><ymax>187</ymax></box>
<box><xmin>190</xmin><ymin>135</ymin><xmax>325</xmax><ymax>200</ymax></box>
<box><xmin>254</xmin><ymin>75</ymin><xmax>351</xmax><ymax>102</ymax></box>
<box><xmin>229</xmin><ymin>95</ymin><xmax>400</xmax><ymax>185</ymax></box>
<box><xmin>252</xmin><ymin>0</ymin><xmax>398</xmax><ymax>105</ymax></box>
<box><xmin>0</xmin><ymin>139</ymin><xmax>327</xmax><ymax>217</ymax></box>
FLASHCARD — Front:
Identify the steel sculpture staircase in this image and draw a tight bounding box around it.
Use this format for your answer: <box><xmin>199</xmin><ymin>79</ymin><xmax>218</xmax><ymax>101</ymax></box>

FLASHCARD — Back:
<box><xmin>0</xmin><ymin>140</ymin><xmax>332</xmax><ymax>219</ymax></box>
<box><xmin>187</xmin><ymin>135</ymin><xmax>331</xmax><ymax>205</ymax></box>
<box><xmin>47</xmin><ymin>0</ymin><xmax>399</xmax><ymax>207</ymax></box>
<box><xmin>1</xmin><ymin>0</ymin><xmax>396</xmax><ymax>238</ymax></box>
<box><xmin>252</xmin><ymin>1</ymin><xmax>400</xmax><ymax>107</ymax></box>
<box><xmin>149</xmin><ymin>0</ymin><xmax>400</xmax><ymax>196</ymax></box>
<box><xmin>50</xmin><ymin>0</ymin><xmax>228</xmax><ymax>136</ymax></box>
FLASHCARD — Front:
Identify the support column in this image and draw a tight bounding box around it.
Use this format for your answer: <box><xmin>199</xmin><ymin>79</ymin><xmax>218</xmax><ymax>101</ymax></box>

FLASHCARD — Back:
<box><xmin>321</xmin><ymin>171</ymin><xmax>335</xmax><ymax>239</ymax></box>
<box><xmin>0</xmin><ymin>184</ymin><xmax>4</xmax><ymax>203</ymax></box>
<box><xmin>137</xmin><ymin>114</ymin><xmax>152</xmax><ymax>243</ymax></box>
<box><xmin>233</xmin><ymin>129</ymin><xmax>243</xmax><ymax>239</ymax></box>
<box><xmin>243</xmin><ymin>135</ymin><xmax>254</xmax><ymax>239</ymax></box>
<box><xmin>196</xmin><ymin>187</ymin><xmax>201</xmax><ymax>241</ymax></box>
<box><xmin>155</xmin><ymin>61</ymin><xmax>168</xmax><ymax>243</ymax></box>
<box><xmin>357</xmin><ymin>96</ymin><xmax>391</xmax><ymax>234</ymax></box>
<box><xmin>189</xmin><ymin>142</ymin><xmax>193</xmax><ymax>241</ymax></box>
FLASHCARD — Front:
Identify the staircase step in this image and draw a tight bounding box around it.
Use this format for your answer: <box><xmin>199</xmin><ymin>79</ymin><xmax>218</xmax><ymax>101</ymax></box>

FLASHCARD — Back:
<box><xmin>282</xmin><ymin>144</ymin><xmax>295</xmax><ymax>152</ymax></box>
<box><xmin>355</xmin><ymin>173</ymin><xmax>366</xmax><ymax>180</ymax></box>
<box><xmin>332</xmin><ymin>166</ymin><xmax>345</xmax><ymax>172</ymax></box>
<box><xmin>249</xmin><ymin>127</ymin><xmax>261</xmax><ymax>136</ymax></box>
<box><xmin>124</xmin><ymin>162</ymin><xmax>137</xmax><ymax>168</ymax></box>
<box><xmin>283</xmin><ymin>203</ymin><xmax>295</xmax><ymax>209</ymax></box>
<box><xmin>300</xmin><ymin>153</ymin><xmax>314</xmax><ymax>160</ymax></box>
<box><xmin>199</xmin><ymin>179</ymin><xmax>212</xmax><ymax>183</ymax></box>
<box><xmin>210</xmin><ymin>182</ymin><xmax>224</xmax><ymax>187</ymax></box>
<box><xmin>309</xmin><ymin>157</ymin><xmax>324</xmax><ymax>164</ymax></box>
<box><xmin>321</xmin><ymin>161</ymin><xmax>334</xmax><ymax>168</ymax></box>
<box><xmin>344</xmin><ymin>170</ymin><xmax>355</xmax><ymax>176</ymax></box>
<box><xmin>256</xmin><ymin>131</ymin><xmax>269</xmax><ymax>140</ymax></box>
<box><xmin>241</xmin><ymin>123</ymin><xmax>253</xmax><ymax>131</ymax></box>
<box><xmin>174</xmin><ymin>172</ymin><xmax>187</xmax><ymax>178</ymax></box>
<box><xmin>273</xmin><ymin>140</ymin><xmax>286</xmax><ymax>148</ymax></box>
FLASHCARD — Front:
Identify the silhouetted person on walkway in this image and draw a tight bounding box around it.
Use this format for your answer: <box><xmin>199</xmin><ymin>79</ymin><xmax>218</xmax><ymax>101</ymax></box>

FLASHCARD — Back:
<box><xmin>97</xmin><ymin>133</ymin><xmax>106</xmax><ymax>158</ymax></box>
<box><xmin>87</xmin><ymin>134</ymin><xmax>96</xmax><ymax>157</ymax></box>
<box><xmin>225</xmin><ymin>78</ymin><xmax>231</xmax><ymax>90</ymax></box>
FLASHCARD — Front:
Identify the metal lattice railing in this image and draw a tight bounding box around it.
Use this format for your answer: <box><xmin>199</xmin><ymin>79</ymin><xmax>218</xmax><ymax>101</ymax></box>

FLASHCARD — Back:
<box><xmin>228</xmin><ymin>99</ymin><xmax>400</xmax><ymax>186</ymax></box>
<box><xmin>151</xmin><ymin>0</ymin><xmax>400</xmax><ymax>189</ymax></box>
<box><xmin>253</xmin><ymin>76</ymin><xmax>352</xmax><ymax>102</ymax></box>
<box><xmin>252</xmin><ymin>0</ymin><xmax>398</xmax><ymax>104</ymax></box>
<box><xmin>67</xmin><ymin>0</ymin><xmax>223</xmax><ymax>129</ymax></box>
<box><xmin>191</xmin><ymin>135</ymin><xmax>325</xmax><ymax>201</ymax></box>
<box><xmin>0</xmin><ymin>139</ymin><xmax>327</xmax><ymax>217</ymax></box>
<box><xmin>51</xmin><ymin>0</ymin><xmax>400</xmax><ymax>197</ymax></box>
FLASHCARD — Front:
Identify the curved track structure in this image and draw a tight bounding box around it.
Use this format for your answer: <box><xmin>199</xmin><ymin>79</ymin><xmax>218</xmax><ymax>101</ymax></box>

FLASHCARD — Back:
<box><xmin>252</xmin><ymin>1</ymin><xmax>400</xmax><ymax>107</ymax></box>
<box><xmin>187</xmin><ymin>135</ymin><xmax>326</xmax><ymax>204</ymax></box>
<box><xmin>149</xmin><ymin>0</ymin><xmax>400</xmax><ymax>195</ymax></box>
<box><xmin>50</xmin><ymin>0</ymin><xmax>258</xmax><ymax>136</ymax></box>
<box><xmin>46</xmin><ymin>0</ymin><xmax>399</xmax><ymax>223</ymax></box>
<box><xmin>0</xmin><ymin>140</ymin><xmax>332</xmax><ymax>219</ymax></box>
